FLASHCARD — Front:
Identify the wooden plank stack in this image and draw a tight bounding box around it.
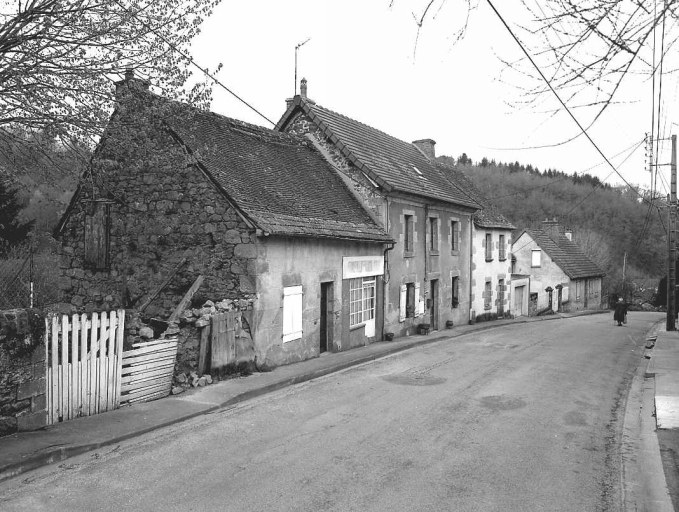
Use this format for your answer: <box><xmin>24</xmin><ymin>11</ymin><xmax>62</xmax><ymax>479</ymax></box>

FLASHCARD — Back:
<box><xmin>120</xmin><ymin>338</ymin><xmax>178</xmax><ymax>405</ymax></box>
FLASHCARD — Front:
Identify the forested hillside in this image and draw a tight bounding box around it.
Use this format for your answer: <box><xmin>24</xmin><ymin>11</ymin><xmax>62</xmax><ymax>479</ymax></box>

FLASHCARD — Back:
<box><xmin>439</xmin><ymin>155</ymin><xmax>666</xmax><ymax>297</ymax></box>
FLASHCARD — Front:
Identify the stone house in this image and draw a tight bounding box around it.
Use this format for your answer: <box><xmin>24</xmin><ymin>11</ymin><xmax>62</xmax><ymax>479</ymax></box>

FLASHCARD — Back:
<box><xmin>438</xmin><ymin>167</ymin><xmax>515</xmax><ymax>321</ymax></box>
<box><xmin>276</xmin><ymin>80</ymin><xmax>480</xmax><ymax>337</ymax></box>
<box><xmin>55</xmin><ymin>74</ymin><xmax>392</xmax><ymax>367</ymax></box>
<box><xmin>512</xmin><ymin>219</ymin><xmax>605</xmax><ymax>313</ymax></box>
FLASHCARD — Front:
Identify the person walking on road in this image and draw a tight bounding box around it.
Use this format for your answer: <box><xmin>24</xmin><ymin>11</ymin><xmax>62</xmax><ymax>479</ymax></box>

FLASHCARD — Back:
<box><xmin>613</xmin><ymin>297</ymin><xmax>627</xmax><ymax>326</ymax></box>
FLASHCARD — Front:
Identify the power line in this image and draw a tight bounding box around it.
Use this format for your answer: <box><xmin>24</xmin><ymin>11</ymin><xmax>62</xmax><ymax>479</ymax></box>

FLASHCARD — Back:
<box><xmin>111</xmin><ymin>0</ymin><xmax>275</xmax><ymax>126</ymax></box>
<box><xmin>484</xmin><ymin>0</ymin><xmax>649</xmax><ymax>204</ymax></box>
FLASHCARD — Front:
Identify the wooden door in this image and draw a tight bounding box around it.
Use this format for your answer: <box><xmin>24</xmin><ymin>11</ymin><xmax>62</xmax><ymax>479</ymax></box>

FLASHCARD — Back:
<box><xmin>320</xmin><ymin>282</ymin><xmax>333</xmax><ymax>352</ymax></box>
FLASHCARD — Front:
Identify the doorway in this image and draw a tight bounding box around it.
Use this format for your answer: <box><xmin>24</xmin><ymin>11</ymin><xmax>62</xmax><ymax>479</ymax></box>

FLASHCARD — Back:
<box><xmin>498</xmin><ymin>279</ymin><xmax>505</xmax><ymax>317</ymax></box>
<box><xmin>429</xmin><ymin>279</ymin><xmax>439</xmax><ymax>330</ymax></box>
<box><xmin>514</xmin><ymin>285</ymin><xmax>525</xmax><ymax>317</ymax></box>
<box><xmin>320</xmin><ymin>282</ymin><xmax>333</xmax><ymax>353</ymax></box>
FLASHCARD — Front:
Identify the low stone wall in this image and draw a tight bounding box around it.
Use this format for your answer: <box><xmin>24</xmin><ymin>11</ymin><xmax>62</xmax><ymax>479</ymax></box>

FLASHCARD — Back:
<box><xmin>0</xmin><ymin>309</ymin><xmax>47</xmax><ymax>437</ymax></box>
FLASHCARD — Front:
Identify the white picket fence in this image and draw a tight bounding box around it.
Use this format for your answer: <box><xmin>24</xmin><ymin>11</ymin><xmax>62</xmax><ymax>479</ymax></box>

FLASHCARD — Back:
<box><xmin>45</xmin><ymin>310</ymin><xmax>125</xmax><ymax>424</ymax></box>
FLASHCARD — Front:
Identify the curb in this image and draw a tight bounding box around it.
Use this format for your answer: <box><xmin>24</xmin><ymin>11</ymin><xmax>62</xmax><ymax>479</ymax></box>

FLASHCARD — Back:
<box><xmin>0</xmin><ymin>309</ymin><xmax>613</xmax><ymax>482</ymax></box>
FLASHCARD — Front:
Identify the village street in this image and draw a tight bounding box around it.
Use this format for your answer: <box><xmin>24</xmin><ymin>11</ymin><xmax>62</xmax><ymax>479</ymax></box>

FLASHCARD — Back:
<box><xmin>0</xmin><ymin>312</ymin><xmax>661</xmax><ymax>511</ymax></box>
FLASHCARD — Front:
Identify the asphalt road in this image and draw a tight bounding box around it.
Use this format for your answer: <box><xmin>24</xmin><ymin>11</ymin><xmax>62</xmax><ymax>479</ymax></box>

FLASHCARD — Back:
<box><xmin>0</xmin><ymin>312</ymin><xmax>661</xmax><ymax>511</ymax></box>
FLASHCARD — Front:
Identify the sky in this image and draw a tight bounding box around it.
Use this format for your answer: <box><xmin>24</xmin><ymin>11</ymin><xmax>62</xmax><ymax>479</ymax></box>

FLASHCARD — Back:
<box><xmin>188</xmin><ymin>0</ymin><xmax>678</xmax><ymax>193</ymax></box>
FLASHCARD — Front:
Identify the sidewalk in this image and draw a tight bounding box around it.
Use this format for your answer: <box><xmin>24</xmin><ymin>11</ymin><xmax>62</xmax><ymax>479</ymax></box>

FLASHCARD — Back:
<box><xmin>649</xmin><ymin>328</ymin><xmax>679</xmax><ymax>429</ymax></box>
<box><xmin>0</xmin><ymin>310</ymin><xmax>604</xmax><ymax>482</ymax></box>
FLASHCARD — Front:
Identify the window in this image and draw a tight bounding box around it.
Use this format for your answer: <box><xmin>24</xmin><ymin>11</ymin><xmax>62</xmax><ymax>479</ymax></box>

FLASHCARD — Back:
<box><xmin>450</xmin><ymin>220</ymin><xmax>459</xmax><ymax>252</ymax></box>
<box><xmin>399</xmin><ymin>282</ymin><xmax>419</xmax><ymax>321</ymax></box>
<box><xmin>429</xmin><ymin>217</ymin><xmax>438</xmax><ymax>252</ymax></box>
<box><xmin>451</xmin><ymin>276</ymin><xmax>459</xmax><ymax>308</ymax></box>
<box><xmin>484</xmin><ymin>281</ymin><xmax>492</xmax><ymax>310</ymax></box>
<box><xmin>350</xmin><ymin>277</ymin><xmax>376</xmax><ymax>327</ymax></box>
<box><xmin>499</xmin><ymin>234</ymin><xmax>506</xmax><ymax>260</ymax></box>
<box><xmin>531</xmin><ymin>250</ymin><xmax>541</xmax><ymax>267</ymax></box>
<box><xmin>404</xmin><ymin>214</ymin><xmax>414</xmax><ymax>254</ymax></box>
<box><xmin>485</xmin><ymin>233</ymin><xmax>493</xmax><ymax>261</ymax></box>
<box><xmin>84</xmin><ymin>201</ymin><xmax>111</xmax><ymax>270</ymax></box>
<box><xmin>282</xmin><ymin>286</ymin><xmax>303</xmax><ymax>342</ymax></box>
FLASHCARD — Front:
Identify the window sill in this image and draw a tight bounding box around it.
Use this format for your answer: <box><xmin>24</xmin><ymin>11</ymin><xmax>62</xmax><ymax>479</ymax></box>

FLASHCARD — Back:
<box><xmin>430</xmin><ymin>250</ymin><xmax>439</xmax><ymax>256</ymax></box>
<box><xmin>282</xmin><ymin>331</ymin><xmax>303</xmax><ymax>343</ymax></box>
<box><xmin>350</xmin><ymin>323</ymin><xmax>365</xmax><ymax>331</ymax></box>
<box><xmin>485</xmin><ymin>258</ymin><xmax>494</xmax><ymax>262</ymax></box>
<box><xmin>499</xmin><ymin>257</ymin><xmax>507</xmax><ymax>261</ymax></box>
<box><xmin>531</xmin><ymin>265</ymin><xmax>541</xmax><ymax>268</ymax></box>
<box><xmin>450</xmin><ymin>250</ymin><xmax>460</xmax><ymax>256</ymax></box>
<box><xmin>404</xmin><ymin>251</ymin><xmax>415</xmax><ymax>258</ymax></box>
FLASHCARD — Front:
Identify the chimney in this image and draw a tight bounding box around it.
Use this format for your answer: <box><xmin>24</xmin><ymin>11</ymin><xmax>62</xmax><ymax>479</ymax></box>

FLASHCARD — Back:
<box><xmin>115</xmin><ymin>68</ymin><xmax>149</xmax><ymax>95</ymax></box>
<box><xmin>300</xmin><ymin>77</ymin><xmax>308</xmax><ymax>98</ymax></box>
<box><xmin>542</xmin><ymin>218</ymin><xmax>561</xmax><ymax>240</ymax></box>
<box><xmin>412</xmin><ymin>139</ymin><xmax>436</xmax><ymax>160</ymax></box>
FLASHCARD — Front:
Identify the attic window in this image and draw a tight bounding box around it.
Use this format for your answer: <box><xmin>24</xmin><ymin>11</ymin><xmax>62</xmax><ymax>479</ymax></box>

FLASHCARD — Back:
<box><xmin>412</xmin><ymin>166</ymin><xmax>425</xmax><ymax>179</ymax></box>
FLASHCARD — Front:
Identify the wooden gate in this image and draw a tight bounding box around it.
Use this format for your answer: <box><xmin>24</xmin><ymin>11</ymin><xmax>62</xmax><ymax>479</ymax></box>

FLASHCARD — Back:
<box><xmin>45</xmin><ymin>310</ymin><xmax>125</xmax><ymax>424</ymax></box>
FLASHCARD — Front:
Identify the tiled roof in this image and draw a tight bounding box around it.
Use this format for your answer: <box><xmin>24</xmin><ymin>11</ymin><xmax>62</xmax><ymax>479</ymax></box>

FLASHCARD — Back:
<box><xmin>526</xmin><ymin>229</ymin><xmax>605</xmax><ymax>279</ymax></box>
<box><xmin>437</xmin><ymin>164</ymin><xmax>515</xmax><ymax>230</ymax></box>
<box><xmin>147</xmin><ymin>92</ymin><xmax>392</xmax><ymax>243</ymax></box>
<box><xmin>276</xmin><ymin>97</ymin><xmax>480</xmax><ymax>209</ymax></box>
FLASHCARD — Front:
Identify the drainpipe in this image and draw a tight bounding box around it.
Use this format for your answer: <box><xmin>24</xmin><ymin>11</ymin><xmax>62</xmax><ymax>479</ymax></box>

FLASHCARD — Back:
<box><xmin>383</xmin><ymin>198</ymin><xmax>394</xmax><ymax>339</ymax></box>
<box><xmin>468</xmin><ymin>216</ymin><xmax>474</xmax><ymax>324</ymax></box>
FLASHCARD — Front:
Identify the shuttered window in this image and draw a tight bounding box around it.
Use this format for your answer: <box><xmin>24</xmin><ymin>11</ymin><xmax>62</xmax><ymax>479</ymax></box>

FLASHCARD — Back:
<box><xmin>282</xmin><ymin>286</ymin><xmax>303</xmax><ymax>342</ymax></box>
<box><xmin>451</xmin><ymin>277</ymin><xmax>459</xmax><ymax>308</ymax></box>
<box><xmin>84</xmin><ymin>201</ymin><xmax>110</xmax><ymax>270</ymax></box>
<box><xmin>499</xmin><ymin>234</ymin><xmax>506</xmax><ymax>260</ymax></box>
<box><xmin>404</xmin><ymin>214</ymin><xmax>414</xmax><ymax>253</ymax></box>
<box><xmin>451</xmin><ymin>220</ymin><xmax>459</xmax><ymax>252</ymax></box>
<box><xmin>485</xmin><ymin>233</ymin><xmax>493</xmax><ymax>261</ymax></box>
<box><xmin>399</xmin><ymin>282</ymin><xmax>418</xmax><ymax>321</ymax></box>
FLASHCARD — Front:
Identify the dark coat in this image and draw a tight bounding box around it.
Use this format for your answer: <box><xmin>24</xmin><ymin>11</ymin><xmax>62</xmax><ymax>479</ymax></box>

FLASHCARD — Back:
<box><xmin>614</xmin><ymin>302</ymin><xmax>627</xmax><ymax>323</ymax></box>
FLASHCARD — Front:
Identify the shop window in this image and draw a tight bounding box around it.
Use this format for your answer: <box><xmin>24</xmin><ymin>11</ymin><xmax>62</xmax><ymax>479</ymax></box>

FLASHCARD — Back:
<box><xmin>350</xmin><ymin>277</ymin><xmax>376</xmax><ymax>327</ymax></box>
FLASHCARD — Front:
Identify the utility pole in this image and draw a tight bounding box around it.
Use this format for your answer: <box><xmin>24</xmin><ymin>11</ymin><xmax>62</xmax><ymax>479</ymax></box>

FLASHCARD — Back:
<box><xmin>668</xmin><ymin>134</ymin><xmax>677</xmax><ymax>331</ymax></box>
<box><xmin>622</xmin><ymin>252</ymin><xmax>627</xmax><ymax>302</ymax></box>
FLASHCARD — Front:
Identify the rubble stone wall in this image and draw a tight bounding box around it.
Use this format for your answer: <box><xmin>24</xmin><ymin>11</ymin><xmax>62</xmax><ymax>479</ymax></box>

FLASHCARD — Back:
<box><xmin>0</xmin><ymin>309</ymin><xmax>47</xmax><ymax>437</ymax></box>
<box><xmin>57</xmin><ymin>104</ymin><xmax>257</xmax><ymax>321</ymax></box>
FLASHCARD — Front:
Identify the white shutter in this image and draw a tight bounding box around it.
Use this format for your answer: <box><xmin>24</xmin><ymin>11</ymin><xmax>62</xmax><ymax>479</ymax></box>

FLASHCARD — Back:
<box><xmin>415</xmin><ymin>282</ymin><xmax>424</xmax><ymax>316</ymax></box>
<box><xmin>399</xmin><ymin>284</ymin><xmax>407</xmax><ymax>322</ymax></box>
<box><xmin>282</xmin><ymin>286</ymin><xmax>303</xmax><ymax>342</ymax></box>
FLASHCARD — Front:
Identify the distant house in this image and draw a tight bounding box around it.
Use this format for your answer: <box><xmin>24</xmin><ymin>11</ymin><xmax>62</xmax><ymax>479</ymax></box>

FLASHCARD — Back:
<box><xmin>55</xmin><ymin>74</ymin><xmax>392</xmax><ymax>367</ymax></box>
<box><xmin>438</xmin><ymin>167</ymin><xmax>515</xmax><ymax>321</ymax></box>
<box><xmin>512</xmin><ymin>219</ymin><xmax>605</xmax><ymax>313</ymax></box>
<box><xmin>276</xmin><ymin>79</ymin><xmax>480</xmax><ymax>337</ymax></box>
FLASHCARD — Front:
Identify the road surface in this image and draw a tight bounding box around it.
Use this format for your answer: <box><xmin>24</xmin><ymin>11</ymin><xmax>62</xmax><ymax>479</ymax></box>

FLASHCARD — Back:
<box><xmin>0</xmin><ymin>312</ymin><xmax>661</xmax><ymax>511</ymax></box>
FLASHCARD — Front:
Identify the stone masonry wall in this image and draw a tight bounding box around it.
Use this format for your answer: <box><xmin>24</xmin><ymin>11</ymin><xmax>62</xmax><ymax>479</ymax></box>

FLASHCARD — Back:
<box><xmin>0</xmin><ymin>309</ymin><xmax>47</xmax><ymax>437</ymax></box>
<box><xmin>57</xmin><ymin>98</ymin><xmax>257</xmax><ymax>321</ymax></box>
<box><xmin>283</xmin><ymin>112</ymin><xmax>385</xmax><ymax>224</ymax></box>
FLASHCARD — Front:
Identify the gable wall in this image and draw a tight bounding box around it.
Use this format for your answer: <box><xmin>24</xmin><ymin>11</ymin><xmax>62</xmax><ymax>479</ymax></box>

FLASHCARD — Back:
<box><xmin>512</xmin><ymin>233</ymin><xmax>569</xmax><ymax>311</ymax></box>
<box><xmin>58</xmin><ymin>111</ymin><xmax>258</xmax><ymax>321</ymax></box>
